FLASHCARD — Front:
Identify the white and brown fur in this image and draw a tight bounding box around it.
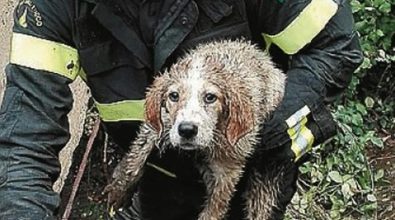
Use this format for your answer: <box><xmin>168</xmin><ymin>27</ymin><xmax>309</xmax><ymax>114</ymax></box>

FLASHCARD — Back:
<box><xmin>105</xmin><ymin>40</ymin><xmax>286</xmax><ymax>220</ymax></box>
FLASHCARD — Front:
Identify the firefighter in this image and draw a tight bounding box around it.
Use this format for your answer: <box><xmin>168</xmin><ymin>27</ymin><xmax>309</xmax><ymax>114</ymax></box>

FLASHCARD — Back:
<box><xmin>0</xmin><ymin>0</ymin><xmax>362</xmax><ymax>219</ymax></box>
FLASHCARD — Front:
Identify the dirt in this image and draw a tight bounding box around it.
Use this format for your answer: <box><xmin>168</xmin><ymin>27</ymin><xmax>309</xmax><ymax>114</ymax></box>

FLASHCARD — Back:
<box><xmin>58</xmin><ymin>127</ymin><xmax>125</xmax><ymax>220</ymax></box>
<box><xmin>367</xmin><ymin>132</ymin><xmax>395</xmax><ymax>219</ymax></box>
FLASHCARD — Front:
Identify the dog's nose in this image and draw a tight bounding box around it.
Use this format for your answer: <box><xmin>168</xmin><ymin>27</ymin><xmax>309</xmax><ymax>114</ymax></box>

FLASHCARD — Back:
<box><xmin>178</xmin><ymin>122</ymin><xmax>198</xmax><ymax>139</ymax></box>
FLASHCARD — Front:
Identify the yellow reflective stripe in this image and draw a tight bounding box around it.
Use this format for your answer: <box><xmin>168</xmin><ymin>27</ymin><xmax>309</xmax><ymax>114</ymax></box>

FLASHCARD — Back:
<box><xmin>10</xmin><ymin>33</ymin><xmax>80</xmax><ymax>80</ymax></box>
<box><xmin>95</xmin><ymin>100</ymin><xmax>145</xmax><ymax>122</ymax></box>
<box><xmin>288</xmin><ymin>117</ymin><xmax>308</xmax><ymax>138</ymax></box>
<box><xmin>79</xmin><ymin>68</ymin><xmax>87</xmax><ymax>81</ymax></box>
<box><xmin>286</xmin><ymin>105</ymin><xmax>310</xmax><ymax>128</ymax></box>
<box><xmin>301</xmin><ymin>126</ymin><xmax>314</xmax><ymax>150</ymax></box>
<box><xmin>287</xmin><ymin>105</ymin><xmax>314</xmax><ymax>161</ymax></box>
<box><xmin>262</xmin><ymin>0</ymin><xmax>338</xmax><ymax>54</ymax></box>
<box><xmin>289</xmin><ymin>126</ymin><xmax>314</xmax><ymax>161</ymax></box>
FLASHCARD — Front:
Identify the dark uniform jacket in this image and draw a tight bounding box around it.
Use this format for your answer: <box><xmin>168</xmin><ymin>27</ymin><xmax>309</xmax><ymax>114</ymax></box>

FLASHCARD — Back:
<box><xmin>0</xmin><ymin>0</ymin><xmax>362</xmax><ymax>219</ymax></box>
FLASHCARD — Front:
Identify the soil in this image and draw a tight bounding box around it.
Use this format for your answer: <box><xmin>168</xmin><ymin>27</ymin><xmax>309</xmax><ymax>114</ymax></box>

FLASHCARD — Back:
<box><xmin>367</xmin><ymin>132</ymin><xmax>395</xmax><ymax>219</ymax></box>
<box><xmin>58</xmin><ymin>128</ymin><xmax>127</xmax><ymax>220</ymax></box>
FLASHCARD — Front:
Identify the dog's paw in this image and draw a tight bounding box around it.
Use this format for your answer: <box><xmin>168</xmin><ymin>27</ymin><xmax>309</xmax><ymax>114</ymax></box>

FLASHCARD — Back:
<box><xmin>103</xmin><ymin>182</ymin><xmax>126</xmax><ymax>212</ymax></box>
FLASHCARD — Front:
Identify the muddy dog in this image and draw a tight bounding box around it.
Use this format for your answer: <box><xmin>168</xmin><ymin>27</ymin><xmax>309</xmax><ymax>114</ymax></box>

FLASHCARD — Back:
<box><xmin>104</xmin><ymin>40</ymin><xmax>286</xmax><ymax>220</ymax></box>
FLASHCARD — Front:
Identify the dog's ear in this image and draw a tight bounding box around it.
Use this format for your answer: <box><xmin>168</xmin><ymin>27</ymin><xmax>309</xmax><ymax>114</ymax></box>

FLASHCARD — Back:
<box><xmin>225</xmin><ymin>90</ymin><xmax>254</xmax><ymax>146</ymax></box>
<box><xmin>145</xmin><ymin>76</ymin><xmax>169</xmax><ymax>134</ymax></box>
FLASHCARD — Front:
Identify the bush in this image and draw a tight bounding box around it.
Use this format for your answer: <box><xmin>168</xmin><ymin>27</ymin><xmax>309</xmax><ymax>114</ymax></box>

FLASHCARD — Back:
<box><xmin>286</xmin><ymin>0</ymin><xmax>394</xmax><ymax>219</ymax></box>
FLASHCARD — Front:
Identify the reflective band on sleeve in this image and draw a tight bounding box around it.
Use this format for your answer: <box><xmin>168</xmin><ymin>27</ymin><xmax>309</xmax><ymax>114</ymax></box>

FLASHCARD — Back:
<box><xmin>289</xmin><ymin>126</ymin><xmax>314</xmax><ymax>161</ymax></box>
<box><xmin>286</xmin><ymin>105</ymin><xmax>314</xmax><ymax>161</ymax></box>
<box><xmin>262</xmin><ymin>0</ymin><xmax>338</xmax><ymax>54</ymax></box>
<box><xmin>287</xmin><ymin>117</ymin><xmax>307</xmax><ymax>138</ymax></box>
<box><xmin>10</xmin><ymin>33</ymin><xmax>80</xmax><ymax>80</ymax></box>
<box><xmin>79</xmin><ymin>68</ymin><xmax>87</xmax><ymax>81</ymax></box>
<box><xmin>286</xmin><ymin>105</ymin><xmax>310</xmax><ymax>128</ymax></box>
<box><xmin>95</xmin><ymin>100</ymin><xmax>145</xmax><ymax>122</ymax></box>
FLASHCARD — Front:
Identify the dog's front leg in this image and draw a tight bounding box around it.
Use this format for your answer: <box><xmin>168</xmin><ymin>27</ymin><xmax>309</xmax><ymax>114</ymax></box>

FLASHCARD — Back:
<box><xmin>104</xmin><ymin>124</ymin><xmax>158</xmax><ymax>209</ymax></box>
<box><xmin>243</xmin><ymin>164</ymin><xmax>287</xmax><ymax>220</ymax></box>
<box><xmin>199</xmin><ymin>160</ymin><xmax>246</xmax><ymax>220</ymax></box>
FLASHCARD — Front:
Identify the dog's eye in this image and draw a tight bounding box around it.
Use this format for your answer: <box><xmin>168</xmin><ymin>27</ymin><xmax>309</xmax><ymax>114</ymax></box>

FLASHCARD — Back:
<box><xmin>169</xmin><ymin>92</ymin><xmax>179</xmax><ymax>102</ymax></box>
<box><xmin>204</xmin><ymin>93</ymin><xmax>217</xmax><ymax>104</ymax></box>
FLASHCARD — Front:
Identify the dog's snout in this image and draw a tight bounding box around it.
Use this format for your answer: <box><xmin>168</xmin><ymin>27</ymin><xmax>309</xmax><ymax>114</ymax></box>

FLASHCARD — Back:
<box><xmin>178</xmin><ymin>122</ymin><xmax>198</xmax><ymax>139</ymax></box>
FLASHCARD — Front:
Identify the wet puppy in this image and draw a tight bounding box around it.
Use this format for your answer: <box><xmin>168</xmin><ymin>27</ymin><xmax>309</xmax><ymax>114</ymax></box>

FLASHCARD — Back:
<box><xmin>105</xmin><ymin>40</ymin><xmax>286</xmax><ymax>220</ymax></box>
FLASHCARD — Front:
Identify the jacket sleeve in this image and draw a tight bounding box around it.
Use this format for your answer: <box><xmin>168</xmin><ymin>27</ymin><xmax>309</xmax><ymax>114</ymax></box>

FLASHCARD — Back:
<box><xmin>246</xmin><ymin>0</ymin><xmax>363</xmax><ymax>160</ymax></box>
<box><xmin>286</xmin><ymin>1</ymin><xmax>363</xmax><ymax>101</ymax></box>
<box><xmin>0</xmin><ymin>0</ymin><xmax>78</xmax><ymax>218</ymax></box>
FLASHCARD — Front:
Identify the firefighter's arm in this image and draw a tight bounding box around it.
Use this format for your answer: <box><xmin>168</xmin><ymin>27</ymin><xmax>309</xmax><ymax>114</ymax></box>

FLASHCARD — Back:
<box><xmin>247</xmin><ymin>0</ymin><xmax>363</xmax><ymax>161</ymax></box>
<box><xmin>5</xmin><ymin>0</ymin><xmax>78</xmax><ymax>155</ymax></box>
<box><xmin>0</xmin><ymin>0</ymin><xmax>77</xmax><ymax>217</ymax></box>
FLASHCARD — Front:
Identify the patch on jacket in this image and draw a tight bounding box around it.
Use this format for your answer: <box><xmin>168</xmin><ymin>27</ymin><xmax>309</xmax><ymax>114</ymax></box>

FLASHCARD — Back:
<box><xmin>16</xmin><ymin>0</ymin><xmax>43</xmax><ymax>28</ymax></box>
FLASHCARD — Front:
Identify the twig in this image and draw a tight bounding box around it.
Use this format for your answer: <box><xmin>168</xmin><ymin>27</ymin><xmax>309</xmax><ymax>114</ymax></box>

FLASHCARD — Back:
<box><xmin>375</xmin><ymin>64</ymin><xmax>391</xmax><ymax>96</ymax></box>
<box><xmin>374</xmin><ymin>155</ymin><xmax>395</xmax><ymax>161</ymax></box>
<box><xmin>103</xmin><ymin>132</ymin><xmax>110</xmax><ymax>182</ymax></box>
<box><xmin>62</xmin><ymin>118</ymin><xmax>101</xmax><ymax>220</ymax></box>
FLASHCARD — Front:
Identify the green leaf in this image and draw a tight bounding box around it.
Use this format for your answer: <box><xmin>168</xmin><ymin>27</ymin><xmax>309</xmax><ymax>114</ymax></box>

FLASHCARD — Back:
<box><xmin>370</xmin><ymin>137</ymin><xmax>384</xmax><ymax>148</ymax></box>
<box><xmin>355</xmin><ymin>103</ymin><xmax>368</xmax><ymax>115</ymax></box>
<box><xmin>361</xmin><ymin>202</ymin><xmax>378</xmax><ymax>212</ymax></box>
<box><xmin>299</xmin><ymin>164</ymin><xmax>311</xmax><ymax>174</ymax></box>
<box><xmin>351</xmin><ymin>114</ymin><xmax>364</xmax><ymax>126</ymax></box>
<box><xmin>376</xmin><ymin>29</ymin><xmax>384</xmax><ymax>37</ymax></box>
<box><xmin>328</xmin><ymin>171</ymin><xmax>343</xmax><ymax>183</ymax></box>
<box><xmin>374</xmin><ymin>169</ymin><xmax>385</xmax><ymax>181</ymax></box>
<box><xmin>350</xmin><ymin>0</ymin><xmax>363</xmax><ymax>13</ymax></box>
<box><xmin>360</xmin><ymin>57</ymin><xmax>372</xmax><ymax>69</ymax></box>
<box><xmin>378</xmin><ymin>2</ymin><xmax>391</xmax><ymax>13</ymax></box>
<box><xmin>330</xmin><ymin>210</ymin><xmax>341</xmax><ymax>219</ymax></box>
<box><xmin>326</xmin><ymin>157</ymin><xmax>334</xmax><ymax>170</ymax></box>
<box><xmin>367</xmin><ymin>194</ymin><xmax>377</xmax><ymax>202</ymax></box>
<box><xmin>364</xmin><ymin>97</ymin><xmax>375</xmax><ymax>108</ymax></box>
<box><xmin>341</xmin><ymin>183</ymin><xmax>354</xmax><ymax>200</ymax></box>
<box><xmin>346</xmin><ymin>178</ymin><xmax>359</xmax><ymax>192</ymax></box>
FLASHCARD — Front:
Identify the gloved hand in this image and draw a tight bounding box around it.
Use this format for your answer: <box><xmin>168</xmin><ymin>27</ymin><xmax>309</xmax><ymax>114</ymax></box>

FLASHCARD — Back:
<box><xmin>259</xmin><ymin>70</ymin><xmax>337</xmax><ymax>162</ymax></box>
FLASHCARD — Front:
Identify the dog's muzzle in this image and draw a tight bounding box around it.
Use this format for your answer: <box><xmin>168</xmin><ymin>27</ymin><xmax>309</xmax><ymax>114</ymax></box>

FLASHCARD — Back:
<box><xmin>178</xmin><ymin>122</ymin><xmax>198</xmax><ymax>139</ymax></box>
<box><xmin>175</xmin><ymin>122</ymin><xmax>201</xmax><ymax>150</ymax></box>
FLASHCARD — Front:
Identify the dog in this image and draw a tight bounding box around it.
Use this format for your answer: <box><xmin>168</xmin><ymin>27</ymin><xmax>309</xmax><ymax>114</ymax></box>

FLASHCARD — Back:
<box><xmin>104</xmin><ymin>40</ymin><xmax>286</xmax><ymax>220</ymax></box>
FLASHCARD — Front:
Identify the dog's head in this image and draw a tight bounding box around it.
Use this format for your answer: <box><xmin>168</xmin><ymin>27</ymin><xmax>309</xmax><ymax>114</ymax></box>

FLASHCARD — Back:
<box><xmin>145</xmin><ymin>40</ymin><xmax>285</xmax><ymax>151</ymax></box>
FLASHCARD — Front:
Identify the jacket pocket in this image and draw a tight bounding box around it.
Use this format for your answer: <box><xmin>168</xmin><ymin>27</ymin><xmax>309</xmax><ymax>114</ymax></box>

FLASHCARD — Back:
<box><xmin>79</xmin><ymin>40</ymin><xmax>145</xmax><ymax>77</ymax></box>
<box><xmin>195</xmin><ymin>0</ymin><xmax>245</xmax><ymax>34</ymax></box>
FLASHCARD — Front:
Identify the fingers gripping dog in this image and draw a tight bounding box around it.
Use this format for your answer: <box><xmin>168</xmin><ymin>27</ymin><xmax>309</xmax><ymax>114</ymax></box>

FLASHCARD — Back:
<box><xmin>105</xmin><ymin>40</ymin><xmax>286</xmax><ymax>219</ymax></box>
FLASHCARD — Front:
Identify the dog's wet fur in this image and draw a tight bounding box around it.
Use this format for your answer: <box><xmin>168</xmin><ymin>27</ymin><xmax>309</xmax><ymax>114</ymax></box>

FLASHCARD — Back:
<box><xmin>105</xmin><ymin>40</ymin><xmax>286</xmax><ymax>220</ymax></box>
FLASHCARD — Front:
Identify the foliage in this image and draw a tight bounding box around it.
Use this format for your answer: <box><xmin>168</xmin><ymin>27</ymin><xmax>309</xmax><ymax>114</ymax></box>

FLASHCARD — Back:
<box><xmin>286</xmin><ymin>0</ymin><xmax>394</xmax><ymax>219</ymax></box>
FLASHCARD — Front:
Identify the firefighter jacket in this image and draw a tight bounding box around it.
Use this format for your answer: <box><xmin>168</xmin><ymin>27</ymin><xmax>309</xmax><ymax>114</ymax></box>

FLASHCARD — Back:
<box><xmin>0</xmin><ymin>0</ymin><xmax>362</xmax><ymax>219</ymax></box>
